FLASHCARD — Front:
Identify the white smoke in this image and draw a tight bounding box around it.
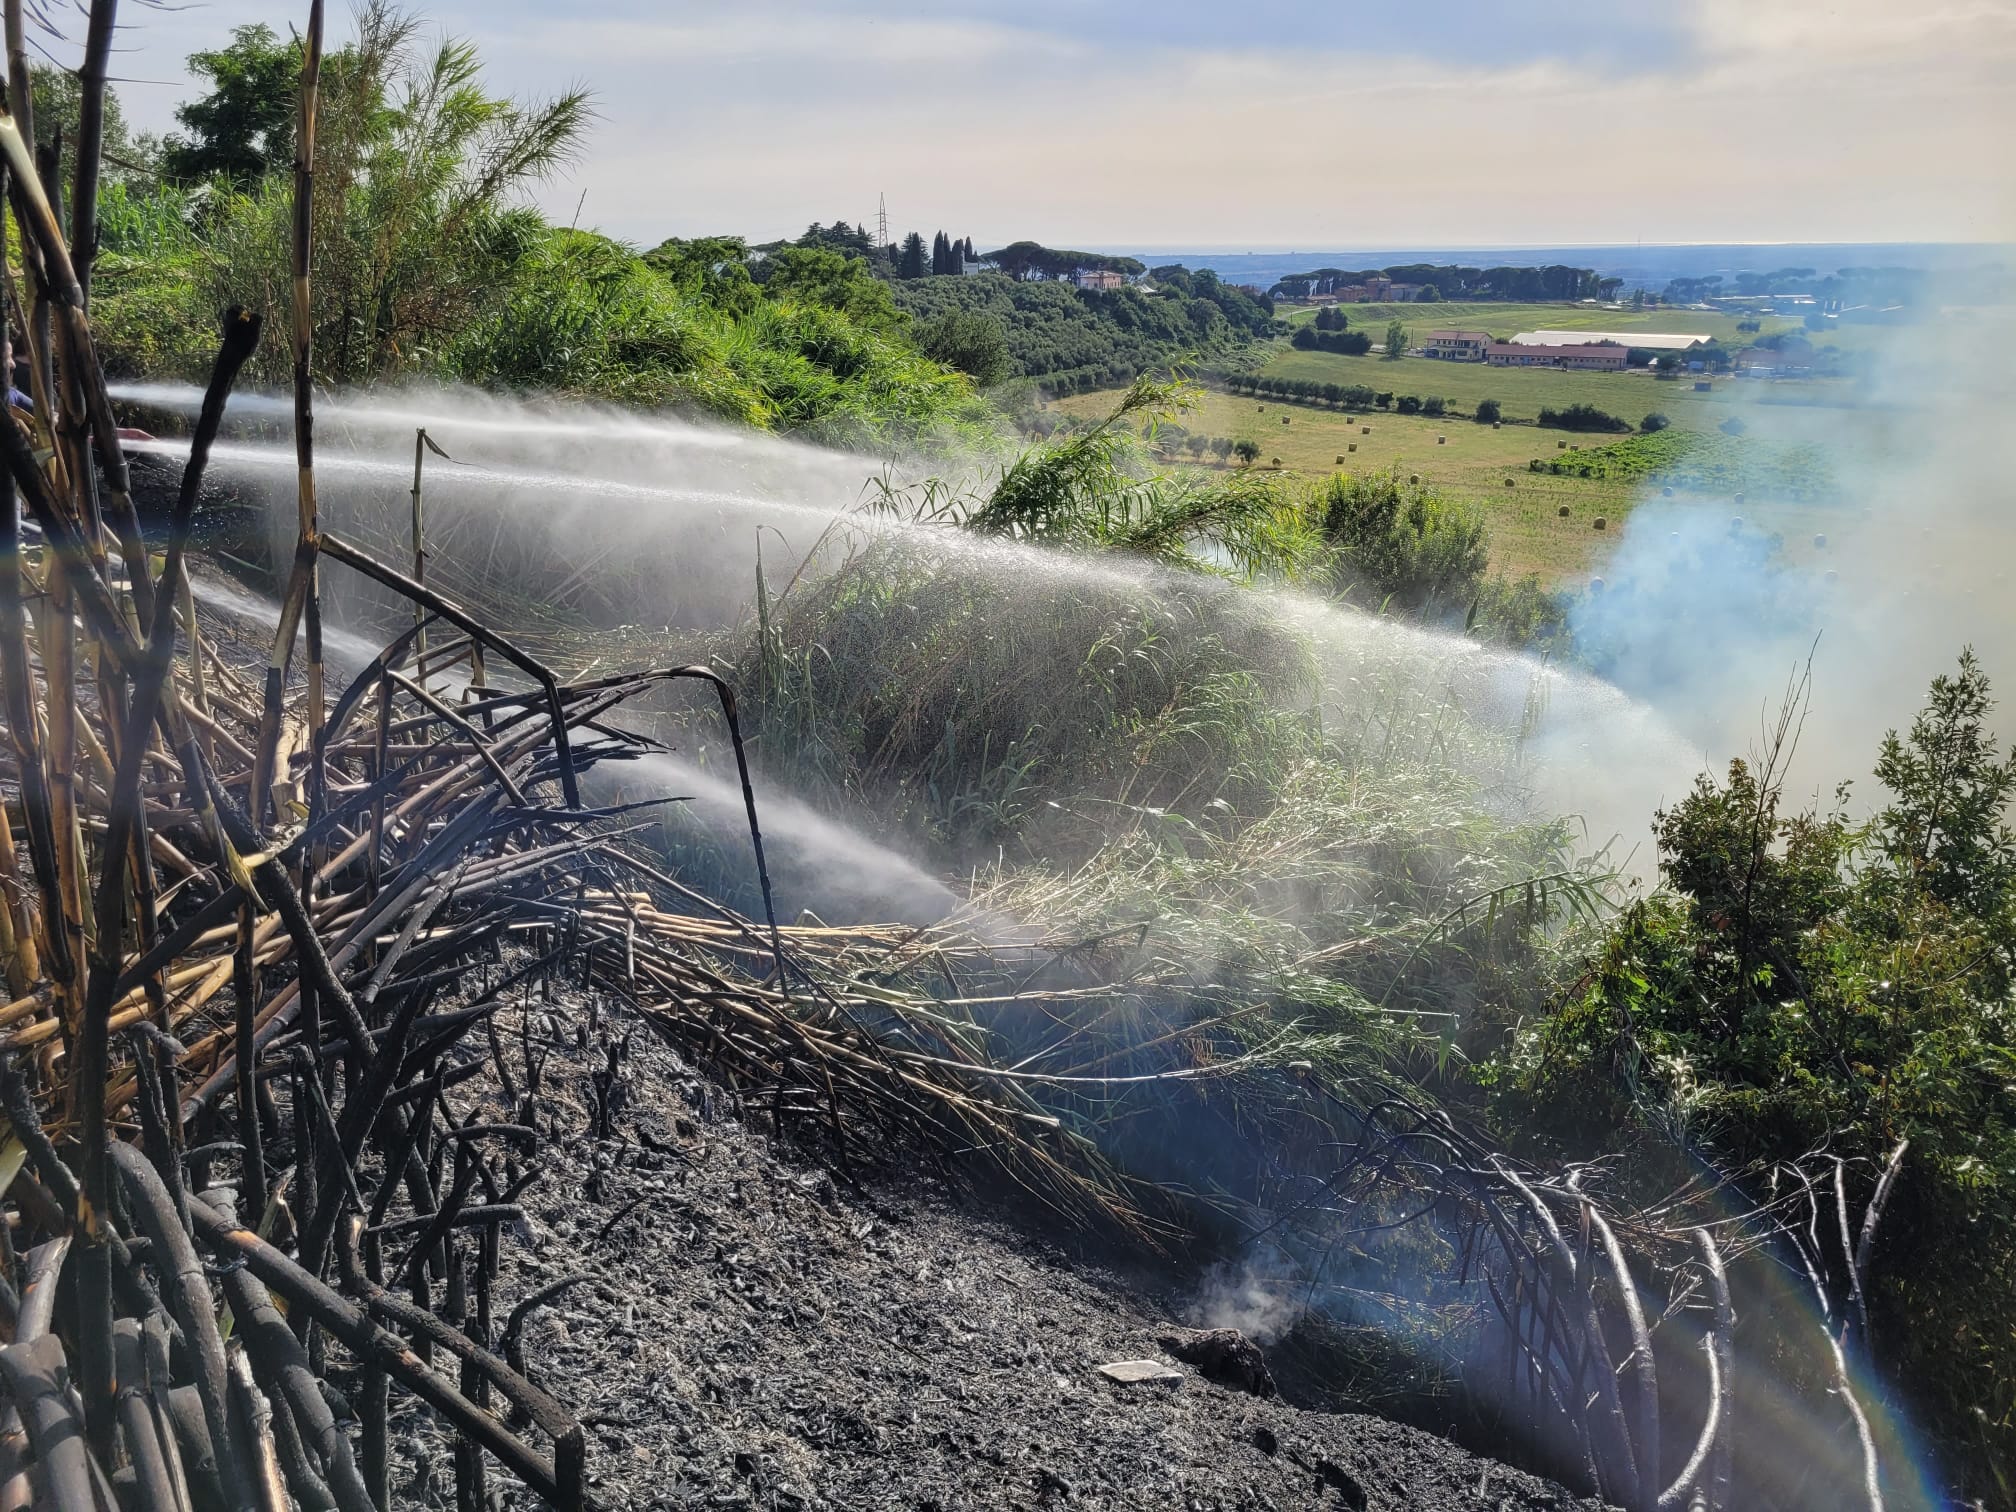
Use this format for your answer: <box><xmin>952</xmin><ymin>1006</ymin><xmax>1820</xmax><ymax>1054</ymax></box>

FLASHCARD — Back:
<box><xmin>1570</xmin><ymin>293</ymin><xmax>2016</xmax><ymax>816</ymax></box>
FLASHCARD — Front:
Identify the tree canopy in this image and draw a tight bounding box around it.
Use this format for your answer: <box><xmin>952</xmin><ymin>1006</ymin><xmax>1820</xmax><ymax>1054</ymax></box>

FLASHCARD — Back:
<box><xmin>160</xmin><ymin>22</ymin><xmax>298</xmax><ymax>184</ymax></box>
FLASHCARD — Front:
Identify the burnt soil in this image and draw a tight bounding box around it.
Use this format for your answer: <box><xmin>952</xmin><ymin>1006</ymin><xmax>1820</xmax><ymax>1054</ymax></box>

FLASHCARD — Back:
<box><xmin>387</xmin><ymin>988</ymin><xmax>1604</xmax><ymax>1512</ymax></box>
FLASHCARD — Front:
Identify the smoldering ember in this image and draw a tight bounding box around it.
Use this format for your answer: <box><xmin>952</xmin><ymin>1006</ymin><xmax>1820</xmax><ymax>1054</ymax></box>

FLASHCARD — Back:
<box><xmin>0</xmin><ymin>3</ymin><xmax>2010</xmax><ymax>1510</ymax></box>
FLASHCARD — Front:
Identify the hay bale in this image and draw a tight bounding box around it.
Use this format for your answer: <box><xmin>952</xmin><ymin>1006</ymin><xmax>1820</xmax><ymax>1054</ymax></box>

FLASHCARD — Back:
<box><xmin>1557</xmin><ymin>439</ymin><xmax>1568</xmax><ymax>449</ymax></box>
<box><xmin>1504</xmin><ymin>477</ymin><xmax>1516</xmax><ymax>488</ymax></box>
<box><xmin>1361</xmin><ymin>426</ymin><xmax>1371</xmax><ymax>434</ymax></box>
<box><xmin>1558</xmin><ymin>505</ymin><xmax>1571</xmax><ymax>517</ymax></box>
<box><xmin>1813</xmin><ymin>533</ymin><xmax>1827</xmax><ymax>549</ymax></box>
<box><xmin>1282</xmin><ymin>416</ymin><xmax>1290</xmax><ymax>425</ymax></box>
<box><xmin>1593</xmin><ymin>517</ymin><xmax>1607</xmax><ymax>530</ymax></box>
<box><xmin>1336</xmin><ymin>454</ymin><xmax>1345</xmax><ymax>464</ymax></box>
<box><xmin>1492</xmin><ymin>420</ymin><xmax>1502</xmax><ymax>429</ymax></box>
<box><xmin>1271</xmin><ymin>456</ymin><xmax>1281</xmax><ymax>467</ymax></box>
<box><xmin>1661</xmin><ymin>486</ymin><xmax>1674</xmax><ymax>497</ymax></box>
<box><xmin>1436</xmin><ymin>435</ymin><xmax>1446</xmax><ymax>445</ymax></box>
<box><xmin>1409</xmin><ymin>473</ymin><xmax>1420</xmax><ymax>484</ymax></box>
<box><xmin>1347</xmin><ymin>443</ymin><xmax>1357</xmax><ymax>453</ymax></box>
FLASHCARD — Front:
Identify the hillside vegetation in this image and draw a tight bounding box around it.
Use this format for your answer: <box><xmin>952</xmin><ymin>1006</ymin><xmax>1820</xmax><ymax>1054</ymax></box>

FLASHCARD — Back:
<box><xmin>93</xmin><ymin>15</ymin><xmax>994</xmax><ymax>451</ymax></box>
<box><xmin>892</xmin><ymin>268</ymin><xmax>1272</xmax><ymax>395</ymax></box>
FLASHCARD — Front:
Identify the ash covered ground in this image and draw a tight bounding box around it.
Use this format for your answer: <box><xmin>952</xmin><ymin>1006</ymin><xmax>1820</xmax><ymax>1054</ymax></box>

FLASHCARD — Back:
<box><xmin>382</xmin><ymin>988</ymin><xmax>1601</xmax><ymax>1512</ymax></box>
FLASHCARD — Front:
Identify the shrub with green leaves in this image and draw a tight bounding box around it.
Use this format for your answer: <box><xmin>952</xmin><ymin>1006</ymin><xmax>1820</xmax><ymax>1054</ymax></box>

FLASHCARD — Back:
<box><xmin>1486</xmin><ymin>652</ymin><xmax>2016</xmax><ymax>1498</ymax></box>
<box><xmin>1316</xmin><ymin>471</ymin><xmax>1488</xmax><ymax>616</ymax></box>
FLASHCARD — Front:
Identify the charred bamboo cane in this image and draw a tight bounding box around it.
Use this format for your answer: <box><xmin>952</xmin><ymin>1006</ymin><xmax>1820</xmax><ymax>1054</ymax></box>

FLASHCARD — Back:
<box><xmin>222</xmin><ymin>1263</ymin><xmax>374</xmax><ymax>1512</ymax></box>
<box><xmin>187</xmin><ymin>1199</ymin><xmax>579</xmax><ymax>1509</ymax></box>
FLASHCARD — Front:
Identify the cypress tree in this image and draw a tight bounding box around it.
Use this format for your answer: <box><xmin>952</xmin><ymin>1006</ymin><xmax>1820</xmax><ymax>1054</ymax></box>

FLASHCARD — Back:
<box><xmin>899</xmin><ymin>231</ymin><xmax>927</xmax><ymax>279</ymax></box>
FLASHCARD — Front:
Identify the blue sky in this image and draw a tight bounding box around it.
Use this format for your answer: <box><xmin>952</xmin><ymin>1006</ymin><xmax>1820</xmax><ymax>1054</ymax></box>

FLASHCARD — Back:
<box><xmin>95</xmin><ymin>1</ymin><xmax>2016</xmax><ymax>249</ymax></box>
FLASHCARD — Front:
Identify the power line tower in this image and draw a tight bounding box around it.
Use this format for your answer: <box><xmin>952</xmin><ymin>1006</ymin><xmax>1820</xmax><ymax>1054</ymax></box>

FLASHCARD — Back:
<box><xmin>876</xmin><ymin>193</ymin><xmax>889</xmax><ymax>251</ymax></box>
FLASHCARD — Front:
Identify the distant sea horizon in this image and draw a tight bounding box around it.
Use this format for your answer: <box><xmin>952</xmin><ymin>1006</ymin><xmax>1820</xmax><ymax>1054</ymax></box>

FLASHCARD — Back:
<box><xmin>1095</xmin><ymin>242</ymin><xmax>2011</xmax><ymax>291</ymax></box>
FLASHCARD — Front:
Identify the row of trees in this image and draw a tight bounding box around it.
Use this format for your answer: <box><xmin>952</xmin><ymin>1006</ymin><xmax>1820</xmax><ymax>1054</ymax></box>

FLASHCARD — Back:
<box><xmin>1535</xmin><ymin>402</ymin><xmax>1632</xmax><ymax>433</ymax></box>
<box><xmin>1271</xmin><ymin>263</ymin><xmax>1622</xmax><ymax>302</ymax></box>
<box><xmin>896</xmin><ymin>230</ymin><xmax>978</xmax><ymax>278</ymax></box>
<box><xmin>1221</xmin><ymin>374</ymin><xmax>1466</xmax><ymax>418</ymax></box>
<box><xmin>980</xmin><ymin>241</ymin><xmax>1145</xmax><ymax>282</ymax></box>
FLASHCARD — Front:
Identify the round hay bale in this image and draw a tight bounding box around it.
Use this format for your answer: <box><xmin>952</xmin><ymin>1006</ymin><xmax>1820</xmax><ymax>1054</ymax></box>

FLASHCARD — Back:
<box><xmin>1731</xmin><ymin>516</ymin><xmax>1744</xmax><ymax>530</ymax></box>
<box><xmin>1662</xmin><ymin>486</ymin><xmax>1674</xmax><ymax>497</ymax></box>
<box><xmin>1336</xmin><ymin>454</ymin><xmax>1345</xmax><ymax>464</ymax></box>
<box><xmin>1282</xmin><ymin>416</ymin><xmax>1290</xmax><ymax>425</ymax></box>
<box><xmin>1347</xmin><ymin>443</ymin><xmax>1357</xmax><ymax>453</ymax></box>
<box><xmin>1589</xmin><ymin>577</ymin><xmax>1605</xmax><ymax>593</ymax></box>
<box><xmin>1557</xmin><ymin>439</ymin><xmax>1568</xmax><ymax>449</ymax></box>
<box><xmin>1361</xmin><ymin>426</ymin><xmax>1371</xmax><ymax>434</ymax></box>
<box><xmin>1813</xmin><ymin>533</ymin><xmax>1827</xmax><ymax>549</ymax></box>
<box><xmin>1593</xmin><ymin>517</ymin><xmax>1607</xmax><ymax>530</ymax></box>
<box><xmin>1492</xmin><ymin>420</ymin><xmax>1502</xmax><ymax>429</ymax></box>
<box><xmin>1824</xmin><ymin>569</ymin><xmax>1838</xmax><ymax>584</ymax></box>
<box><xmin>1733</xmin><ymin>493</ymin><xmax>1745</xmax><ymax>505</ymax></box>
<box><xmin>1504</xmin><ymin>477</ymin><xmax>1516</xmax><ymax>488</ymax></box>
<box><xmin>1557</xmin><ymin>506</ymin><xmax>1571</xmax><ymax>518</ymax></box>
<box><xmin>1271</xmin><ymin>456</ymin><xmax>1281</xmax><ymax>468</ymax></box>
<box><xmin>1409</xmin><ymin>473</ymin><xmax>1420</xmax><ymax>484</ymax></box>
<box><xmin>1437</xmin><ymin>435</ymin><xmax>1446</xmax><ymax>444</ymax></box>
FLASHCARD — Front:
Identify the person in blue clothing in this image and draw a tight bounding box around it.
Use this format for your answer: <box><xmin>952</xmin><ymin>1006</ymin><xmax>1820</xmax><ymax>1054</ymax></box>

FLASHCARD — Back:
<box><xmin>4</xmin><ymin>329</ymin><xmax>28</xmax><ymax>412</ymax></box>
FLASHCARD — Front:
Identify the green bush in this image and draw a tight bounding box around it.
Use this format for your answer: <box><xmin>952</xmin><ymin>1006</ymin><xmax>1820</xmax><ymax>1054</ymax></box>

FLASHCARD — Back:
<box><xmin>1474</xmin><ymin>398</ymin><xmax>1502</xmax><ymax>424</ymax></box>
<box><xmin>1641</xmin><ymin>411</ymin><xmax>1670</xmax><ymax>432</ymax></box>
<box><xmin>1317</xmin><ymin>470</ymin><xmax>1488</xmax><ymax>615</ymax></box>
<box><xmin>1536</xmin><ymin>402</ymin><xmax>1631</xmax><ymax>433</ymax></box>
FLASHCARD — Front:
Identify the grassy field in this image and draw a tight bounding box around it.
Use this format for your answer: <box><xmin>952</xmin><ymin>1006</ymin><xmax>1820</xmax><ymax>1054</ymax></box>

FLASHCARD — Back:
<box><xmin>1256</xmin><ymin>346</ymin><xmax>1839</xmax><ymax>434</ymax></box>
<box><xmin>1278</xmin><ymin>299</ymin><xmax>1793</xmax><ymax>348</ymax></box>
<box><xmin>1049</xmin><ymin>360</ymin><xmax>1863</xmax><ymax>581</ymax></box>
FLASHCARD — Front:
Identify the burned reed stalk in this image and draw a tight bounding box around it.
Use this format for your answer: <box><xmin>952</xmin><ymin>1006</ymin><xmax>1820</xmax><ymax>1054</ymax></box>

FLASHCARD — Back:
<box><xmin>71</xmin><ymin>309</ymin><xmax>261</xmax><ymax>1461</ymax></box>
<box><xmin>317</xmin><ymin>531</ymin><xmax>581</xmax><ymax>806</ymax></box>
<box><xmin>296</xmin><ymin>1</ymin><xmax>329</xmax><ymax>838</ymax></box>
<box><xmin>187</xmin><ymin>1200</ymin><xmax>582</xmax><ymax>1510</ymax></box>
<box><xmin>70</xmin><ymin>0</ymin><xmax>118</xmax><ymax>305</ymax></box>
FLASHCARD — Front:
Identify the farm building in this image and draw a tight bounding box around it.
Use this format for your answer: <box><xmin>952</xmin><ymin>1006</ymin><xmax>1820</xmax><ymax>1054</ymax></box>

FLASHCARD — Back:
<box><xmin>1486</xmin><ymin>342</ymin><xmax>1628</xmax><ymax>371</ymax></box>
<box><xmin>1072</xmin><ymin>268</ymin><xmax>1125</xmax><ymax>291</ymax></box>
<box><xmin>1511</xmin><ymin>329</ymin><xmax>1708</xmax><ymax>350</ymax></box>
<box><xmin>1423</xmin><ymin>330</ymin><xmax>1492</xmax><ymax>361</ymax></box>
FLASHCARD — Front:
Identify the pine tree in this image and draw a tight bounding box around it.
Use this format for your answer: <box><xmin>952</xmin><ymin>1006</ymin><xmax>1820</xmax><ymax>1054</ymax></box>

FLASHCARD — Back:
<box><xmin>898</xmin><ymin>231</ymin><xmax>927</xmax><ymax>279</ymax></box>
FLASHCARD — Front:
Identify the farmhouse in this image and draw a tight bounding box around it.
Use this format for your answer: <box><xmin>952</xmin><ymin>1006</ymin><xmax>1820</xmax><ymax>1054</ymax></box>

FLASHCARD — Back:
<box><xmin>1423</xmin><ymin>330</ymin><xmax>1491</xmax><ymax>361</ymax></box>
<box><xmin>1072</xmin><ymin>268</ymin><xmax>1125</xmax><ymax>291</ymax></box>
